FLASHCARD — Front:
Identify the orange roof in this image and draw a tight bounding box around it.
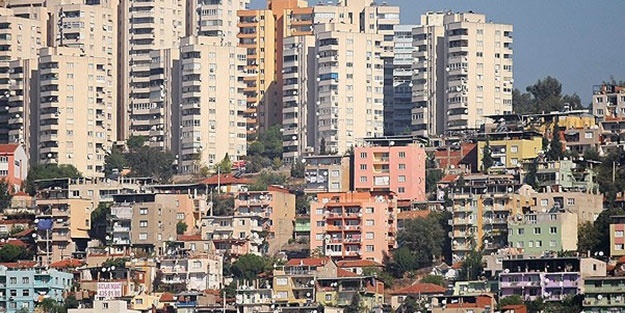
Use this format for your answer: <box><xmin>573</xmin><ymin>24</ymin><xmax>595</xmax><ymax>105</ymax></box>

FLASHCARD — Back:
<box><xmin>160</xmin><ymin>292</ymin><xmax>175</xmax><ymax>302</ymax></box>
<box><xmin>337</xmin><ymin>268</ymin><xmax>359</xmax><ymax>277</ymax></box>
<box><xmin>336</xmin><ymin>260</ymin><xmax>383</xmax><ymax>268</ymax></box>
<box><xmin>0</xmin><ymin>240</ymin><xmax>27</xmax><ymax>247</ymax></box>
<box><xmin>0</xmin><ymin>260</ymin><xmax>37</xmax><ymax>269</ymax></box>
<box><xmin>200</xmin><ymin>174</ymin><xmax>251</xmax><ymax>185</ymax></box>
<box><xmin>390</xmin><ymin>283</ymin><xmax>446</xmax><ymax>295</ymax></box>
<box><xmin>13</xmin><ymin>191</ymin><xmax>29</xmax><ymax>196</ymax></box>
<box><xmin>440</xmin><ymin>174</ymin><xmax>459</xmax><ymax>183</ymax></box>
<box><xmin>50</xmin><ymin>258</ymin><xmax>84</xmax><ymax>269</ymax></box>
<box><xmin>177</xmin><ymin>234</ymin><xmax>203</xmax><ymax>241</ymax></box>
<box><xmin>446</xmin><ymin>295</ymin><xmax>494</xmax><ymax>309</ymax></box>
<box><xmin>285</xmin><ymin>257</ymin><xmax>330</xmax><ymax>267</ymax></box>
<box><xmin>0</xmin><ymin>219</ymin><xmax>30</xmax><ymax>225</ymax></box>
<box><xmin>397</xmin><ymin>210</ymin><xmax>430</xmax><ymax>220</ymax></box>
<box><xmin>617</xmin><ymin>255</ymin><xmax>625</xmax><ymax>264</ymax></box>
<box><xmin>0</xmin><ymin>144</ymin><xmax>19</xmax><ymax>154</ymax></box>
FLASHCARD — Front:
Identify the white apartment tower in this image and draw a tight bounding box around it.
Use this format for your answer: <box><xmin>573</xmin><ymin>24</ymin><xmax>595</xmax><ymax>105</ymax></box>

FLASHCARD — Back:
<box><xmin>314</xmin><ymin>24</ymin><xmax>384</xmax><ymax>155</ymax></box>
<box><xmin>38</xmin><ymin>47</ymin><xmax>113</xmax><ymax>177</ymax></box>
<box><xmin>185</xmin><ymin>0</ymin><xmax>249</xmax><ymax>43</ymax></box>
<box><xmin>411</xmin><ymin>12</ymin><xmax>513</xmax><ymax>136</ymax></box>
<box><xmin>148</xmin><ymin>48</ymin><xmax>180</xmax><ymax>153</ymax></box>
<box><xmin>281</xmin><ymin>35</ymin><xmax>315</xmax><ymax>163</ymax></box>
<box><xmin>0</xmin><ymin>7</ymin><xmax>47</xmax><ymax>144</ymax></box>
<box><xmin>384</xmin><ymin>24</ymin><xmax>415</xmax><ymax>135</ymax></box>
<box><xmin>178</xmin><ymin>36</ymin><xmax>247</xmax><ymax>173</ymax></box>
<box><xmin>119</xmin><ymin>0</ymin><xmax>184</xmax><ymax>147</ymax></box>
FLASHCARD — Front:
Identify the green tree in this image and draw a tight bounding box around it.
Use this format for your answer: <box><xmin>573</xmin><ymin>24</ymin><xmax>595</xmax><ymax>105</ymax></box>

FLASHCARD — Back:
<box><xmin>512</xmin><ymin>76</ymin><xmax>583</xmax><ymax>114</ymax></box>
<box><xmin>524</xmin><ymin>158</ymin><xmax>539</xmax><ymax>188</ymax></box>
<box><xmin>216</xmin><ymin>154</ymin><xmax>233</xmax><ymax>174</ymax></box>
<box><xmin>248</xmin><ymin>171</ymin><xmax>287</xmax><ymax>191</ymax></box>
<box><xmin>295</xmin><ymin>193</ymin><xmax>310</xmax><ymax>215</ymax></box>
<box><xmin>577</xmin><ymin>221</ymin><xmax>600</xmax><ymax>254</ymax></box>
<box><xmin>461</xmin><ymin>249</ymin><xmax>484</xmax><ymax>281</ymax></box>
<box><xmin>124</xmin><ymin>146</ymin><xmax>176</xmax><ymax>181</ymax></box>
<box><xmin>0</xmin><ymin>244</ymin><xmax>33</xmax><ymax>262</ymax></box>
<box><xmin>344</xmin><ymin>293</ymin><xmax>364</xmax><ymax>313</ymax></box>
<box><xmin>290</xmin><ymin>161</ymin><xmax>305</xmax><ymax>178</ymax></box>
<box><xmin>547</xmin><ymin>118</ymin><xmax>564</xmax><ymax>161</ymax></box>
<box><xmin>176</xmin><ymin>221</ymin><xmax>188</xmax><ymax>235</ymax></box>
<box><xmin>426</xmin><ymin>169</ymin><xmax>443</xmax><ymax>194</ymax></box>
<box><xmin>25</xmin><ymin>164</ymin><xmax>81</xmax><ymax>195</ymax></box>
<box><xmin>387</xmin><ymin>247</ymin><xmax>420</xmax><ymax>278</ymax></box>
<box><xmin>230</xmin><ymin>254</ymin><xmax>272</xmax><ymax>281</ymax></box>
<box><xmin>89</xmin><ymin>202</ymin><xmax>111</xmax><ymax>242</ymax></box>
<box><xmin>498</xmin><ymin>295</ymin><xmax>523</xmax><ymax>309</ymax></box>
<box><xmin>593</xmin><ymin>208</ymin><xmax>625</xmax><ymax>256</ymax></box>
<box><xmin>512</xmin><ymin>88</ymin><xmax>534</xmax><ymax>114</ymax></box>
<box><xmin>64</xmin><ymin>294</ymin><xmax>79</xmax><ymax>309</ymax></box>
<box><xmin>482</xmin><ymin>139</ymin><xmax>494</xmax><ymax>173</ymax></box>
<box><xmin>104</xmin><ymin>147</ymin><xmax>126</xmax><ymax>176</ymax></box>
<box><xmin>210</xmin><ymin>195</ymin><xmax>234</xmax><ymax>216</ymax></box>
<box><xmin>542</xmin><ymin>294</ymin><xmax>583</xmax><ymax>313</ymax></box>
<box><xmin>126</xmin><ymin>135</ymin><xmax>147</xmax><ymax>151</ymax></box>
<box><xmin>0</xmin><ymin>179</ymin><xmax>12</xmax><ymax>212</ymax></box>
<box><xmin>420</xmin><ymin>274</ymin><xmax>445</xmax><ymax>286</ymax></box>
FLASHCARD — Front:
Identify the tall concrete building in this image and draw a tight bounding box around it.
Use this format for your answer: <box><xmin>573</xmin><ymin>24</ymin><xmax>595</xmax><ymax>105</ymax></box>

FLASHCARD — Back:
<box><xmin>185</xmin><ymin>0</ymin><xmax>250</xmax><ymax>42</ymax></box>
<box><xmin>118</xmin><ymin>0</ymin><xmax>184</xmax><ymax>147</ymax></box>
<box><xmin>37</xmin><ymin>47</ymin><xmax>114</xmax><ymax>177</ymax></box>
<box><xmin>147</xmin><ymin>48</ymin><xmax>179</xmax><ymax>153</ymax></box>
<box><xmin>7</xmin><ymin>59</ymin><xmax>38</xmax><ymax>160</ymax></box>
<box><xmin>384</xmin><ymin>24</ymin><xmax>415</xmax><ymax>135</ymax></box>
<box><xmin>314</xmin><ymin>24</ymin><xmax>384</xmax><ymax>155</ymax></box>
<box><xmin>411</xmin><ymin>12</ymin><xmax>513</xmax><ymax>136</ymax></box>
<box><xmin>178</xmin><ymin>36</ymin><xmax>247</xmax><ymax>173</ymax></box>
<box><xmin>0</xmin><ymin>6</ymin><xmax>47</xmax><ymax>144</ymax></box>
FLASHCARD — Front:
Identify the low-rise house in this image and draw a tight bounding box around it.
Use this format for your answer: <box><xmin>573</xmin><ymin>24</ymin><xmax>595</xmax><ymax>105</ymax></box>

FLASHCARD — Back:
<box><xmin>429</xmin><ymin>294</ymin><xmax>497</xmax><ymax>313</ymax></box>
<box><xmin>0</xmin><ymin>144</ymin><xmax>27</xmax><ymax>192</ymax></box>
<box><xmin>507</xmin><ymin>209</ymin><xmax>578</xmax><ymax>256</ymax></box>
<box><xmin>389</xmin><ymin>283</ymin><xmax>446</xmax><ymax>310</ymax></box>
<box><xmin>159</xmin><ymin>251</ymin><xmax>223</xmax><ymax>291</ymax></box>
<box><xmin>68</xmin><ymin>300</ymin><xmax>139</xmax><ymax>313</ymax></box>
<box><xmin>499</xmin><ymin>257</ymin><xmax>606</xmax><ymax>302</ymax></box>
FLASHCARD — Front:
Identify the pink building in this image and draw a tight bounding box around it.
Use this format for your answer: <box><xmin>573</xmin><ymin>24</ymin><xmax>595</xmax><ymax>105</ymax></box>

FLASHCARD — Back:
<box><xmin>0</xmin><ymin>144</ymin><xmax>27</xmax><ymax>192</ymax></box>
<box><xmin>353</xmin><ymin>139</ymin><xmax>426</xmax><ymax>202</ymax></box>
<box><xmin>309</xmin><ymin>192</ymin><xmax>397</xmax><ymax>263</ymax></box>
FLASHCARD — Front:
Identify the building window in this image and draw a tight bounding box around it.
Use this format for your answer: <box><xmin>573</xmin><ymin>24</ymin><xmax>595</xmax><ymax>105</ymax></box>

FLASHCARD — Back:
<box><xmin>540</xmin><ymin>199</ymin><xmax>548</xmax><ymax>207</ymax></box>
<box><xmin>535</xmin><ymin>241</ymin><xmax>542</xmax><ymax>247</ymax></box>
<box><xmin>176</xmin><ymin>213</ymin><xmax>185</xmax><ymax>220</ymax></box>
<box><xmin>398</xmin><ymin>187</ymin><xmax>405</xmax><ymax>193</ymax></box>
<box><xmin>9</xmin><ymin>277</ymin><xmax>16</xmax><ymax>284</ymax></box>
<box><xmin>616</xmin><ymin>244</ymin><xmax>624</xmax><ymax>251</ymax></box>
<box><xmin>139</xmin><ymin>233</ymin><xmax>147</xmax><ymax>240</ymax></box>
<box><xmin>365</xmin><ymin>232</ymin><xmax>374</xmax><ymax>239</ymax></box>
<box><xmin>398</xmin><ymin>175</ymin><xmax>406</xmax><ymax>182</ymax></box>
<box><xmin>360</xmin><ymin>152</ymin><xmax>367</xmax><ymax>158</ymax></box>
<box><xmin>398</xmin><ymin>164</ymin><xmax>406</xmax><ymax>170</ymax></box>
<box><xmin>550</xmin><ymin>240</ymin><xmax>557</xmax><ymax>247</ymax></box>
<box><xmin>365</xmin><ymin>207</ymin><xmax>374</xmax><ymax>214</ymax></box>
<box><xmin>360</xmin><ymin>164</ymin><xmax>367</xmax><ymax>170</ymax></box>
<box><xmin>22</xmin><ymin>289</ymin><xmax>29</xmax><ymax>297</ymax></box>
<box><xmin>103</xmin><ymin>303</ymin><xmax>109</xmax><ymax>309</ymax></box>
<box><xmin>398</xmin><ymin>151</ymin><xmax>406</xmax><ymax>158</ymax></box>
<box><xmin>316</xmin><ymin>221</ymin><xmax>325</xmax><ymax>227</ymax></box>
<box><xmin>136</xmin><ymin>299</ymin><xmax>143</xmax><ymax>305</ymax></box>
<box><xmin>517</xmin><ymin>228</ymin><xmax>524</xmax><ymax>235</ymax></box>
<box><xmin>139</xmin><ymin>221</ymin><xmax>148</xmax><ymax>228</ymax></box>
<box><xmin>315</xmin><ymin>209</ymin><xmax>323</xmax><ymax>215</ymax></box>
<box><xmin>22</xmin><ymin>277</ymin><xmax>28</xmax><ymax>284</ymax></box>
<box><xmin>510</xmin><ymin>145</ymin><xmax>518</xmax><ymax>153</ymax></box>
<box><xmin>550</xmin><ymin>227</ymin><xmax>557</xmax><ymax>234</ymax></box>
<box><xmin>366</xmin><ymin>245</ymin><xmax>374</xmax><ymax>252</ymax></box>
<box><xmin>325</xmin><ymin>294</ymin><xmax>332</xmax><ymax>301</ymax></box>
<box><xmin>316</xmin><ymin>233</ymin><xmax>323</xmax><ymax>240</ymax></box>
<box><xmin>567</xmin><ymin>198</ymin><xmax>575</xmax><ymax>205</ymax></box>
<box><xmin>534</xmin><ymin>227</ymin><xmax>541</xmax><ymax>235</ymax></box>
<box><xmin>360</xmin><ymin>176</ymin><xmax>367</xmax><ymax>183</ymax></box>
<box><xmin>616</xmin><ymin>230</ymin><xmax>625</xmax><ymax>238</ymax></box>
<box><xmin>0</xmin><ymin>170</ymin><xmax>7</xmax><ymax>177</ymax></box>
<box><xmin>139</xmin><ymin>208</ymin><xmax>148</xmax><ymax>215</ymax></box>
<box><xmin>365</xmin><ymin>219</ymin><xmax>374</xmax><ymax>226</ymax></box>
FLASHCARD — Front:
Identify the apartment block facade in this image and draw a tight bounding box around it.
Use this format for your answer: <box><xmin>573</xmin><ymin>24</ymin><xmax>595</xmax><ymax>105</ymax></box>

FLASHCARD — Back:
<box><xmin>507</xmin><ymin>210</ymin><xmax>578</xmax><ymax>256</ymax></box>
<box><xmin>7</xmin><ymin>58</ymin><xmax>39</xmax><ymax>160</ymax></box>
<box><xmin>412</xmin><ymin>12</ymin><xmax>513</xmax><ymax>135</ymax></box>
<box><xmin>476</xmin><ymin>132</ymin><xmax>542</xmax><ymax>170</ymax></box>
<box><xmin>0</xmin><ymin>265</ymin><xmax>73</xmax><ymax>313</ymax></box>
<box><xmin>592</xmin><ymin>84</ymin><xmax>625</xmax><ymax>119</ymax></box>
<box><xmin>159</xmin><ymin>253</ymin><xmax>223</xmax><ymax>291</ymax></box>
<box><xmin>309</xmin><ymin>192</ymin><xmax>397</xmax><ymax>263</ymax></box>
<box><xmin>178</xmin><ymin>36</ymin><xmax>247</xmax><ymax>173</ymax></box>
<box><xmin>353</xmin><ymin>137</ymin><xmax>426</xmax><ymax>201</ymax></box>
<box><xmin>0</xmin><ymin>144</ymin><xmax>27</xmax><ymax>192</ymax></box>
<box><xmin>610</xmin><ymin>215</ymin><xmax>625</xmax><ymax>257</ymax></box>
<box><xmin>303</xmin><ymin>155</ymin><xmax>351</xmax><ymax>194</ymax></box>
<box><xmin>384</xmin><ymin>24</ymin><xmax>415</xmax><ymax>136</ymax></box>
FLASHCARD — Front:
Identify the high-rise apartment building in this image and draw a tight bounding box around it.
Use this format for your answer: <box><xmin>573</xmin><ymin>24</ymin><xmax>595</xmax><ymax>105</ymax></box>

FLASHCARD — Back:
<box><xmin>147</xmin><ymin>48</ymin><xmax>179</xmax><ymax>152</ymax></box>
<box><xmin>186</xmin><ymin>0</ymin><xmax>250</xmax><ymax>42</ymax></box>
<box><xmin>37</xmin><ymin>47</ymin><xmax>114</xmax><ymax>177</ymax></box>
<box><xmin>178</xmin><ymin>36</ymin><xmax>247</xmax><ymax>173</ymax></box>
<box><xmin>412</xmin><ymin>12</ymin><xmax>513</xmax><ymax>136</ymax></box>
<box><xmin>0</xmin><ymin>7</ymin><xmax>47</xmax><ymax>144</ymax></box>
<box><xmin>384</xmin><ymin>25</ymin><xmax>415</xmax><ymax>135</ymax></box>
<box><xmin>118</xmin><ymin>0</ymin><xmax>184</xmax><ymax>146</ymax></box>
<box><xmin>7</xmin><ymin>59</ymin><xmax>38</xmax><ymax>158</ymax></box>
<box><xmin>314</xmin><ymin>25</ymin><xmax>384</xmax><ymax>155</ymax></box>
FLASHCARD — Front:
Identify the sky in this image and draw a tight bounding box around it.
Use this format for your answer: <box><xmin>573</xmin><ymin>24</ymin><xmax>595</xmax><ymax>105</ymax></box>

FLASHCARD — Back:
<box><xmin>249</xmin><ymin>0</ymin><xmax>625</xmax><ymax>104</ymax></box>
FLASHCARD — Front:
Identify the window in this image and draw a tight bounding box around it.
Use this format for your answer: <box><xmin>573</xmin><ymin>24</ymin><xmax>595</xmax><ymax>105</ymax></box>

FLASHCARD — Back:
<box><xmin>535</xmin><ymin>241</ymin><xmax>542</xmax><ymax>247</ymax></box>
<box><xmin>139</xmin><ymin>221</ymin><xmax>148</xmax><ymax>228</ymax></box>
<box><xmin>139</xmin><ymin>208</ymin><xmax>148</xmax><ymax>215</ymax></box>
<box><xmin>567</xmin><ymin>198</ymin><xmax>575</xmax><ymax>205</ymax></box>
<box><xmin>22</xmin><ymin>277</ymin><xmax>28</xmax><ymax>284</ymax></box>
<box><xmin>365</xmin><ymin>232</ymin><xmax>374</xmax><ymax>239</ymax></box>
<box><xmin>360</xmin><ymin>152</ymin><xmax>367</xmax><ymax>158</ymax></box>
<box><xmin>398</xmin><ymin>164</ymin><xmax>406</xmax><ymax>170</ymax></box>
<box><xmin>9</xmin><ymin>277</ymin><xmax>16</xmax><ymax>284</ymax></box>
<box><xmin>102</xmin><ymin>303</ymin><xmax>109</xmax><ymax>309</ymax></box>
<box><xmin>325</xmin><ymin>294</ymin><xmax>332</xmax><ymax>301</ymax></box>
<box><xmin>534</xmin><ymin>227</ymin><xmax>541</xmax><ymax>235</ymax></box>
<box><xmin>540</xmin><ymin>199</ymin><xmax>548</xmax><ymax>207</ymax></box>
<box><xmin>398</xmin><ymin>175</ymin><xmax>406</xmax><ymax>182</ymax></box>
<box><xmin>239</xmin><ymin>232</ymin><xmax>246</xmax><ymax>239</ymax></box>
<box><xmin>510</xmin><ymin>145</ymin><xmax>518</xmax><ymax>153</ymax></box>
<box><xmin>360</xmin><ymin>176</ymin><xmax>367</xmax><ymax>183</ymax></box>
<box><xmin>365</xmin><ymin>219</ymin><xmax>374</xmax><ymax>226</ymax></box>
<box><xmin>276</xmin><ymin>278</ymin><xmax>287</xmax><ymax>286</ymax></box>
<box><xmin>550</xmin><ymin>240</ymin><xmax>557</xmax><ymax>247</ymax></box>
<box><xmin>517</xmin><ymin>228</ymin><xmax>524</xmax><ymax>235</ymax></box>
<box><xmin>316</xmin><ymin>221</ymin><xmax>325</xmax><ymax>227</ymax></box>
<box><xmin>315</xmin><ymin>209</ymin><xmax>323</xmax><ymax>215</ymax></box>
<box><xmin>616</xmin><ymin>244</ymin><xmax>624</xmax><ymax>251</ymax></box>
<box><xmin>366</xmin><ymin>245</ymin><xmax>374</xmax><ymax>252</ymax></box>
<box><xmin>316</xmin><ymin>234</ymin><xmax>323</xmax><ymax>240</ymax></box>
<box><xmin>176</xmin><ymin>213</ymin><xmax>185</xmax><ymax>220</ymax></box>
<box><xmin>365</xmin><ymin>207</ymin><xmax>374</xmax><ymax>214</ymax></box>
<box><xmin>139</xmin><ymin>233</ymin><xmax>147</xmax><ymax>240</ymax></box>
<box><xmin>360</xmin><ymin>164</ymin><xmax>367</xmax><ymax>170</ymax></box>
<box><xmin>136</xmin><ymin>299</ymin><xmax>143</xmax><ymax>305</ymax></box>
<box><xmin>22</xmin><ymin>289</ymin><xmax>29</xmax><ymax>297</ymax></box>
<box><xmin>550</xmin><ymin>227</ymin><xmax>557</xmax><ymax>234</ymax></box>
<box><xmin>585</xmin><ymin>132</ymin><xmax>593</xmax><ymax>139</ymax></box>
<box><xmin>238</xmin><ymin>220</ymin><xmax>245</xmax><ymax>226</ymax></box>
<box><xmin>528</xmin><ymin>241</ymin><xmax>534</xmax><ymax>248</ymax></box>
<box><xmin>398</xmin><ymin>151</ymin><xmax>406</xmax><ymax>158</ymax></box>
<box><xmin>398</xmin><ymin>187</ymin><xmax>405</xmax><ymax>193</ymax></box>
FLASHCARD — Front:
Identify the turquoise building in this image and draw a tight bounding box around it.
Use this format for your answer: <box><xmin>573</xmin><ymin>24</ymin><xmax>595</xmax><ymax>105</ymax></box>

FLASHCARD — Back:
<box><xmin>0</xmin><ymin>265</ymin><xmax>73</xmax><ymax>313</ymax></box>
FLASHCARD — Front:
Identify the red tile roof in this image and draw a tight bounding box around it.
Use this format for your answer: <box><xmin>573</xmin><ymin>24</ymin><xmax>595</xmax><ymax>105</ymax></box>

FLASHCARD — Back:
<box><xmin>0</xmin><ymin>144</ymin><xmax>19</xmax><ymax>154</ymax></box>
<box><xmin>285</xmin><ymin>257</ymin><xmax>330</xmax><ymax>267</ymax></box>
<box><xmin>446</xmin><ymin>295</ymin><xmax>494</xmax><ymax>309</ymax></box>
<box><xmin>177</xmin><ymin>235</ymin><xmax>203</xmax><ymax>241</ymax></box>
<box><xmin>200</xmin><ymin>174</ymin><xmax>251</xmax><ymax>185</ymax></box>
<box><xmin>337</xmin><ymin>268</ymin><xmax>359</xmax><ymax>277</ymax></box>
<box><xmin>50</xmin><ymin>258</ymin><xmax>84</xmax><ymax>269</ymax></box>
<box><xmin>440</xmin><ymin>174</ymin><xmax>459</xmax><ymax>183</ymax></box>
<box><xmin>160</xmin><ymin>292</ymin><xmax>175</xmax><ymax>302</ymax></box>
<box><xmin>0</xmin><ymin>260</ymin><xmax>37</xmax><ymax>269</ymax></box>
<box><xmin>0</xmin><ymin>219</ymin><xmax>30</xmax><ymax>225</ymax></box>
<box><xmin>336</xmin><ymin>260</ymin><xmax>383</xmax><ymax>268</ymax></box>
<box><xmin>390</xmin><ymin>283</ymin><xmax>446</xmax><ymax>295</ymax></box>
<box><xmin>397</xmin><ymin>210</ymin><xmax>430</xmax><ymax>220</ymax></box>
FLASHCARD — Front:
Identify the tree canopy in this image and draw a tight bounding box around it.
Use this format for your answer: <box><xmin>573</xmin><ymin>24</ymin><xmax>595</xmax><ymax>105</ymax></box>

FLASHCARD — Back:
<box><xmin>0</xmin><ymin>244</ymin><xmax>33</xmax><ymax>262</ymax></box>
<box><xmin>103</xmin><ymin>136</ymin><xmax>176</xmax><ymax>181</ymax></box>
<box><xmin>25</xmin><ymin>164</ymin><xmax>81</xmax><ymax>195</ymax></box>
<box><xmin>0</xmin><ymin>179</ymin><xmax>12</xmax><ymax>212</ymax></box>
<box><xmin>230</xmin><ymin>254</ymin><xmax>272</xmax><ymax>281</ymax></box>
<box><xmin>512</xmin><ymin>76</ymin><xmax>583</xmax><ymax>114</ymax></box>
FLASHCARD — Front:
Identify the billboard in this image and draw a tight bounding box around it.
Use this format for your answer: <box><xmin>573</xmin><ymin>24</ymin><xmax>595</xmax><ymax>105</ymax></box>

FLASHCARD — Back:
<box><xmin>97</xmin><ymin>282</ymin><xmax>123</xmax><ymax>299</ymax></box>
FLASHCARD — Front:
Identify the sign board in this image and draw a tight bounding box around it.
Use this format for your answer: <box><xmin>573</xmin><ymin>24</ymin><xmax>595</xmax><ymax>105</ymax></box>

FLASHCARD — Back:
<box><xmin>97</xmin><ymin>282</ymin><xmax>123</xmax><ymax>299</ymax></box>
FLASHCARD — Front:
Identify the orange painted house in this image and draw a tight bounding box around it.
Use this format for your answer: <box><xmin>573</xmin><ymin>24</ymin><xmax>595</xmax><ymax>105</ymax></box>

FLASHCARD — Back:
<box><xmin>0</xmin><ymin>144</ymin><xmax>27</xmax><ymax>192</ymax></box>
